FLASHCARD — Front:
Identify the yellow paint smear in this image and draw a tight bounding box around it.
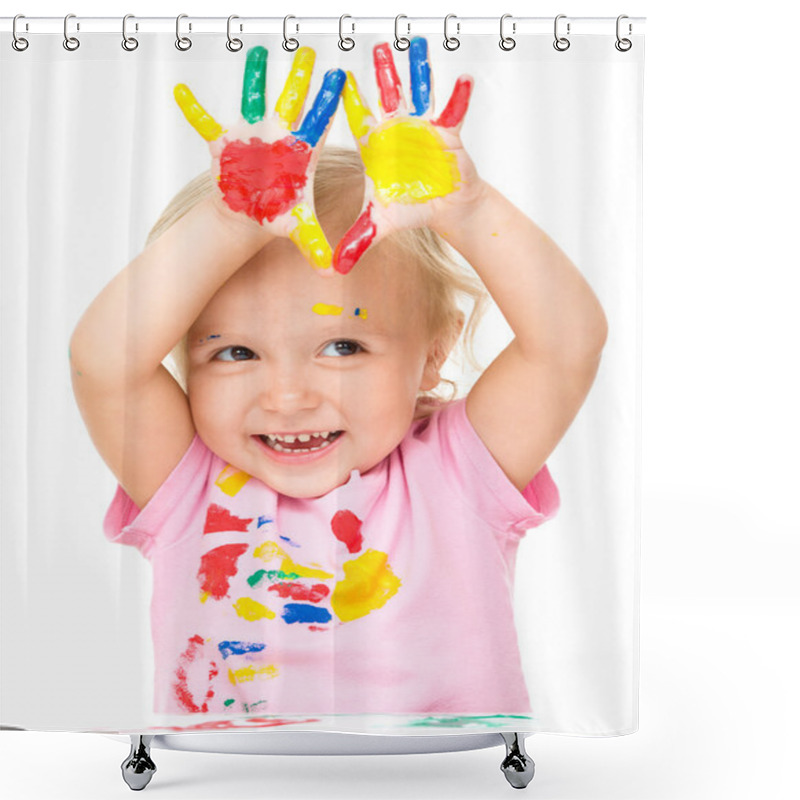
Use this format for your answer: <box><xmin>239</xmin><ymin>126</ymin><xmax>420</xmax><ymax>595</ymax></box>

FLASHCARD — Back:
<box><xmin>228</xmin><ymin>664</ymin><xmax>279</xmax><ymax>684</ymax></box>
<box><xmin>313</xmin><ymin>303</ymin><xmax>343</xmax><ymax>316</ymax></box>
<box><xmin>174</xmin><ymin>84</ymin><xmax>225</xmax><ymax>142</ymax></box>
<box><xmin>361</xmin><ymin>118</ymin><xmax>460</xmax><ymax>206</ymax></box>
<box><xmin>253</xmin><ymin>541</ymin><xmax>334</xmax><ymax>580</ymax></box>
<box><xmin>289</xmin><ymin>204</ymin><xmax>332</xmax><ymax>270</ymax></box>
<box><xmin>233</xmin><ymin>597</ymin><xmax>276</xmax><ymax>621</ymax></box>
<box><xmin>332</xmin><ymin>549</ymin><xmax>401</xmax><ymax>623</ymax></box>
<box><xmin>215</xmin><ymin>465</ymin><xmax>251</xmax><ymax>496</ymax></box>
<box><xmin>342</xmin><ymin>71</ymin><xmax>372</xmax><ymax>140</ymax></box>
<box><xmin>275</xmin><ymin>47</ymin><xmax>315</xmax><ymax>128</ymax></box>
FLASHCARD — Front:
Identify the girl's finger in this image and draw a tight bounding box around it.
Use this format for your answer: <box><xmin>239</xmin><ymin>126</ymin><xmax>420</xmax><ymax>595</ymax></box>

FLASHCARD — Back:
<box><xmin>373</xmin><ymin>43</ymin><xmax>407</xmax><ymax>116</ymax></box>
<box><xmin>241</xmin><ymin>46</ymin><xmax>268</xmax><ymax>124</ymax></box>
<box><xmin>342</xmin><ymin>71</ymin><xmax>377</xmax><ymax>140</ymax></box>
<box><xmin>408</xmin><ymin>37</ymin><xmax>432</xmax><ymax>117</ymax></box>
<box><xmin>294</xmin><ymin>69</ymin><xmax>347</xmax><ymax>148</ymax></box>
<box><xmin>288</xmin><ymin>204</ymin><xmax>333</xmax><ymax>271</ymax></box>
<box><xmin>275</xmin><ymin>47</ymin><xmax>315</xmax><ymax>129</ymax></box>
<box><xmin>433</xmin><ymin>75</ymin><xmax>473</xmax><ymax>131</ymax></box>
<box><xmin>174</xmin><ymin>84</ymin><xmax>225</xmax><ymax>142</ymax></box>
<box><xmin>333</xmin><ymin>202</ymin><xmax>389</xmax><ymax>275</ymax></box>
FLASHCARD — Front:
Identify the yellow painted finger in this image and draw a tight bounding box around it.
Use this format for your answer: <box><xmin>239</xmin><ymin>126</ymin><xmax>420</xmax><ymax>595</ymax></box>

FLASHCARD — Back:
<box><xmin>275</xmin><ymin>47</ymin><xmax>316</xmax><ymax>129</ymax></box>
<box><xmin>174</xmin><ymin>84</ymin><xmax>225</xmax><ymax>142</ymax></box>
<box><xmin>289</xmin><ymin>204</ymin><xmax>333</xmax><ymax>271</ymax></box>
<box><xmin>342</xmin><ymin>71</ymin><xmax>374</xmax><ymax>140</ymax></box>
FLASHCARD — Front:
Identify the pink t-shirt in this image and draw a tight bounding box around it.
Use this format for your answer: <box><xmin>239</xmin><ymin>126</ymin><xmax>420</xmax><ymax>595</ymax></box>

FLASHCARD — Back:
<box><xmin>104</xmin><ymin>398</ymin><xmax>559</xmax><ymax>717</ymax></box>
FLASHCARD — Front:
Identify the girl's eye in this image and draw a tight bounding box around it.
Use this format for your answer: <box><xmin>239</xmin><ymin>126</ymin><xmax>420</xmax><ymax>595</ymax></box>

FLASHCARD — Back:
<box><xmin>321</xmin><ymin>340</ymin><xmax>364</xmax><ymax>358</ymax></box>
<box><xmin>215</xmin><ymin>345</ymin><xmax>255</xmax><ymax>362</ymax></box>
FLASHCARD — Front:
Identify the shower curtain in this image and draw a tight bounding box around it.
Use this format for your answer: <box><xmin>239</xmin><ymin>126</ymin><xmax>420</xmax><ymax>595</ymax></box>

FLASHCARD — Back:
<box><xmin>0</xmin><ymin>16</ymin><xmax>644</xmax><ymax>737</ymax></box>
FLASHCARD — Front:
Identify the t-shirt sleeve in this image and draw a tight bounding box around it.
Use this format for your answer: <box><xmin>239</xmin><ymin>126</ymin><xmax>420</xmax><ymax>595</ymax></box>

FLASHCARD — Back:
<box><xmin>418</xmin><ymin>398</ymin><xmax>560</xmax><ymax>536</ymax></box>
<box><xmin>102</xmin><ymin>435</ymin><xmax>215</xmax><ymax>558</ymax></box>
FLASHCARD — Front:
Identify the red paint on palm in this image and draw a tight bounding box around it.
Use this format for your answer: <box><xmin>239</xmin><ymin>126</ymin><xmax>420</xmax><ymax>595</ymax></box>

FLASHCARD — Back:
<box><xmin>433</xmin><ymin>77</ymin><xmax>473</xmax><ymax>129</ymax></box>
<box><xmin>333</xmin><ymin>204</ymin><xmax>377</xmax><ymax>274</ymax></box>
<box><xmin>218</xmin><ymin>136</ymin><xmax>312</xmax><ymax>223</ymax></box>
<box><xmin>330</xmin><ymin>509</ymin><xmax>364</xmax><ymax>553</ymax></box>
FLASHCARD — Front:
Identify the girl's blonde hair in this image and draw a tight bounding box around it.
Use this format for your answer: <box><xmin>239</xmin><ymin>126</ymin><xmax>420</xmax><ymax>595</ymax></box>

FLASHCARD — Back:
<box><xmin>148</xmin><ymin>147</ymin><xmax>489</xmax><ymax>418</ymax></box>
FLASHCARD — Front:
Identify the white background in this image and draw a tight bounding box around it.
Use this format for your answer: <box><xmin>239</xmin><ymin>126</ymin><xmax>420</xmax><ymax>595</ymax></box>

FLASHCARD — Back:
<box><xmin>1</xmin><ymin>1</ymin><xmax>798</xmax><ymax>799</ymax></box>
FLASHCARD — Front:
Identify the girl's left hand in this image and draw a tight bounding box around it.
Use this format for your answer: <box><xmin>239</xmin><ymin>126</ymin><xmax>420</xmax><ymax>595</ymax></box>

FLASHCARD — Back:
<box><xmin>335</xmin><ymin>37</ymin><xmax>481</xmax><ymax>274</ymax></box>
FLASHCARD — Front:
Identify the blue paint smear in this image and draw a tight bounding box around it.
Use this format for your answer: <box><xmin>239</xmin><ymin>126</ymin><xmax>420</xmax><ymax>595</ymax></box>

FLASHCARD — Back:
<box><xmin>409</xmin><ymin>38</ymin><xmax>431</xmax><ymax>116</ymax></box>
<box><xmin>258</xmin><ymin>516</ymin><xmax>273</xmax><ymax>527</ymax></box>
<box><xmin>294</xmin><ymin>69</ymin><xmax>347</xmax><ymax>147</ymax></box>
<box><xmin>279</xmin><ymin>534</ymin><xmax>301</xmax><ymax>548</ymax></box>
<box><xmin>282</xmin><ymin>603</ymin><xmax>332</xmax><ymax>625</ymax></box>
<box><xmin>218</xmin><ymin>640</ymin><xmax>267</xmax><ymax>660</ymax></box>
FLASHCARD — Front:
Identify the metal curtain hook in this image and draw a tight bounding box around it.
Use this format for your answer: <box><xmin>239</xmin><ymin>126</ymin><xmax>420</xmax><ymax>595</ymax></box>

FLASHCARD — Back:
<box><xmin>226</xmin><ymin>15</ymin><xmax>243</xmax><ymax>51</ymax></box>
<box><xmin>443</xmin><ymin>14</ymin><xmax>460</xmax><ymax>51</ymax></box>
<box><xmin>499</xmin><ymin>14</ymin><xmax>516</xmax><ymax>51</ymax></box>
<box><xmin>283</xmin><ymin>15</ymin><xmax>299</xmax><ymax>51</ymax></box>
<box><xmin>63</xmin><ymin>13</ymin><xmax>80</xmax><ymax>51</ymax></box>
<box><xmin>12</xmin><ymin>14</ymin><xmax>29</xmax><ymax>51</ymax></box>
<box><xmin>339</xmin><ymin>15</ymin><xmax>355</xmax><ymax>51</ymax></box>
<box><xmin>122</xmin><ymin>14</ymin><xmax>139</xmax><ymax>51</ymax></box>
<box><xmin>553</xmin><ymin>14</ymin><xmax>570</xmax><ymax>51</ymax></box>
<box><xmin>394</xmin><ymin>14</ymin><xmax>410</xmax><ymax>50</ymax></box>
<box><xmin>176</xmin><ymin>14</ymin><xmax>192</xmax><ymax>50</ymax></box>
<box><xmin>615</xmin><ymin>15</ymin><xmax>632</xmax><ymax>51</ymax></box>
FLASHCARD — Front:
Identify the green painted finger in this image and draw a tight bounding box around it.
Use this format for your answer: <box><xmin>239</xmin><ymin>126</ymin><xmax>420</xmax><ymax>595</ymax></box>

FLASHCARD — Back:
<box><xmin>242</xmin><ymin>46</ymin><xmax>268</xmax><ymax>123</ymax></box>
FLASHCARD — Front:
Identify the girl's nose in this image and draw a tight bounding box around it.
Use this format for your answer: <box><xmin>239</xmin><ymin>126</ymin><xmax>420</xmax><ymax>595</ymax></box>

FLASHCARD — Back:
<box><xmin>257</xmin><ymin>364</ymin><xmax>321</xmax><ymax>415</ymax></box>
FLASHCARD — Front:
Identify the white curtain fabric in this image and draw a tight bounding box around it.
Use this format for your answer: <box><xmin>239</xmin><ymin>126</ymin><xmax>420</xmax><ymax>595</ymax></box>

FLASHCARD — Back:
<box><xmin>0</xmin><ymin>26</ymin><xmax>643</xmax><ymax>735</ymax></box>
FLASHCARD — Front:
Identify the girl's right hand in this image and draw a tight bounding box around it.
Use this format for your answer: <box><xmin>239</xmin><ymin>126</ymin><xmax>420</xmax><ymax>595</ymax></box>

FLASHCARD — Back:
<box><xmin>174</xmin><ymin>47</ymin><xmax>345</xmax><ymax>272</ymax></box>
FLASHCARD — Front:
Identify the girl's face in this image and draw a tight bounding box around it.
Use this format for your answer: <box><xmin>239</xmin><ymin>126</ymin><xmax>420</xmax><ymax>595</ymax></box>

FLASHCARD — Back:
<box><xmin>187</xmin><ymin>236</ymin><xmax>442</xmax><ymax>499</ymax></box>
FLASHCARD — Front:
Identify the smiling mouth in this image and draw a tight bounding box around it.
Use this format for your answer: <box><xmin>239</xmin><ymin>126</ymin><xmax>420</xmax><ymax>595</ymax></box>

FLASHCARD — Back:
<box><xmin>257</xmin><ymin>430</ymin><xmax>344</xmax><ymax>454</ymax></box>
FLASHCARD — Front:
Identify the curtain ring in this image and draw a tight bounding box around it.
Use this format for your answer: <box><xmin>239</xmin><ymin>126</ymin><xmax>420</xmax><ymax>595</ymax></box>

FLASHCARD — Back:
<box><xmin>122</xmin><ymin>14</ymin><xmax>139</xmax><ymax>51</ymax></box>
<box><xmin>553</xmin><ymin>14</ymin><xmax>570</xmax><ymax>52</ymax></box>
<box><xmin>12</xmin><ymin>15</ymin><xmax>29</xmax><ymax>52</ymax></box>
<box><xmin>176</xmin><ymin>14</ymin><xmax>192</xmax><ymax>51</ymax></box>
<box><xmin>283</xmin><ymin>15</ymin><xmax>299</xmax><ymax>51</ymax></box>
<box><xmin>499</xmin><ymin>14</ymin><xmax>516</xmax><ymax>51</ymax></box>
<box><xmin>226</xmin><ymin>15</ymin><xmax>243</xmax><ymax>52</ymax></box>
<box><xmin>63</xmin><ymin>13</ymin><xmax>80</xmax><ymax>51</ymax></box>
<box><xmin>443</xmin><ymin>14</ymin><xmax>460</xmax><ymax>51</ymax></box>
<box><xmin>615</xmin><ymin>15</ymin><xmax>632</xmax><ymax>52</ymax></box>
<box><xmin>338</xmin><ymin>15</ymin><xmax>355</xmax><ymax>51</ymax></box>
<box><xmin>394</xmin><ymin>14</ymin><xmax>410</xmax><ymax>51</ymax></box>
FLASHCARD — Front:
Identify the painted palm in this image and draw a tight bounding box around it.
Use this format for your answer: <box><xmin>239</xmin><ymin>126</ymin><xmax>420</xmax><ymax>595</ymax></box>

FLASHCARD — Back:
<box><xmin>335</xmin><ymin>37</ymin><xmax>476</xmax><ymax>274</ymax></box>
<box><xmin>174</xmin><ymin>47</ymin><xmax>346</xmax><ymax>271</ymax></box>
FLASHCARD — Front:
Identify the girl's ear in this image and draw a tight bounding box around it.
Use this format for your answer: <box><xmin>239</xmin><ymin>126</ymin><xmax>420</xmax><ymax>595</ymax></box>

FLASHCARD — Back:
<box><xmin>420</xmin><ymin>312</ymin><xmax>465</xmax><ymax>391</ymax></box>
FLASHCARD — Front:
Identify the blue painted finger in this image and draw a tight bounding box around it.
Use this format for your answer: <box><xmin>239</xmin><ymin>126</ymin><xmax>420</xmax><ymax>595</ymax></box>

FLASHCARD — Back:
<box><xmin>409</xmin><ymin>37</ymin><xmax>431</xmax><ymax>116</ymax></box>
<box><xmin>294</xmin><ymin>69</ymin><xmax>347</xmax><ymax>147</ymax></box>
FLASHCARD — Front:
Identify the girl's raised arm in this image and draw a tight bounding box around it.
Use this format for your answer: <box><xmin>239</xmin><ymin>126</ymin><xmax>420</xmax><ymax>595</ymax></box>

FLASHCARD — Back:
<box><xmin>70</xmin><ymin>47</ymin><xmax>345</xmax><ymax>509</ymax></box>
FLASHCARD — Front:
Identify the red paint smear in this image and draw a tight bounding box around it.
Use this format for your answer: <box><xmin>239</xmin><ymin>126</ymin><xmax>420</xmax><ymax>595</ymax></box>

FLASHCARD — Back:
<box><xmin>165</xmin><ymin>717</ymin><xmax>321</xmax><ymax>731</ymax></box>
<box><xmin>308</xmin><ymin>626</ymin><xmax>328</xmax><ymax>632</ymax></box>
<box><xmin>219</xmin><ymin>137</ymin><xmax>312</xmax><ymax>224</ymax></box>
<box><xmin>333</xmin><ymin>204</ymin><xmax>376</xmax><ymax>274</ymax></box>
<box><xmin>331</xmin><ymin>509</ymin><xmax>364</xmax><ymax>553</ymax></box>
<box><xmin>268</xmin><ymin>581</ymin><xmax>330</xmax><ymax>603</ymax></box>
<box><xmin>173</xmin><ymin>635</ymin><xmax>219</xmax><ymax>714</ymax></box>
<box><xmin>434</xmin><ymin>76</ymin><xmax>473</xmax><ymax>129</ymax></box>
<box><xmin>203</xmin><ymin>503</ymin><xmax>253</xmax><ymax>534</ymax></box>
<box><xmin>373</xmin><ymin>44</ymin><xmax>403</xmax><ymax>114</ymax></box>
<box><xmin>197</xmin><ymin>543</ymin><xmax>249</xmax><ymax>600</ymax></box>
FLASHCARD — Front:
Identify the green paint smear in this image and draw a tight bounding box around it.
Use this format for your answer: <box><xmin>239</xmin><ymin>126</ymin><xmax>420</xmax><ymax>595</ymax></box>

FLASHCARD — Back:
<box><xmin>224</xmin><ymin>699</ymin><xmax>235</xmax><ymax>707</ymax></box>
<box><xmin>241</xmin><ymin>46</ymin><xmax>267</xmax><ymax>123</ymax></box>
<box><xmin>248</xmin><ymin>569</ymin><xmax>300</xmax><ymax>588</ymax></box>
<box><xmin>409</xmin><ymin>715</ymin><xmax>534</xmax><ymax>729</ymax></box>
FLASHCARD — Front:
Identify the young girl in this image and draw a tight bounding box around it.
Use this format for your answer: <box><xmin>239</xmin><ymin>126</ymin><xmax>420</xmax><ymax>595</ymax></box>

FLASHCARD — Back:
<box><xmin>70</xmin><ymin>40</ymin><xmax>607</xmax><ymax>718</ymax></box>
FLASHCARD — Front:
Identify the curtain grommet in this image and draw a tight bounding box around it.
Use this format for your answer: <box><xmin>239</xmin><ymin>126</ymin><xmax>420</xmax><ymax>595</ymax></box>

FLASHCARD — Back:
<box><xmin>615</xmin><ymin>15</ymin><xmax>632</xmax><ymax>52</ymax></box>
<box><xmin>226</xmin><ymin>15</ymin><xmax>243</xmax><ymax>52</ymax></box>
<box><xmin>499</xmin><ymin>14</ymin><xmax>516</xmax><ymax>51</ymax></box>
<box><xmin>63</xmin><ymin>14</ymin><xmax>80</xmax><ymax>51</ymax></box>
<box><xmin>553</xmin><ymin>14</ymin><xmax>570</xmax><ymax>52</ymax></box>
<box><xmin>443</xmin><ymin>14</ymin><xmax>460</xmax><ymax>51</ymax></box>
<box><xmin>175</xmin><ymin>14</ymin><xmax>192</xmax><ymax>51</ymax></box>
<box><xmin>338</xmin><ymin>15</ymin><xmax>355</xmax><ymax>51</ymax></box>
<box><xmin>282</xmin><ymin>15</ymin><xmax>299</xmax><ymax>52</ymax></box>
<box><xmin>394</xmin><ymin>14</ymin><xmax>410</xmax><ymax>51</ymax></box>
<box><xmin>12</xmin><ymin>14</ymin><xmax>29</xmax><ymax>51</ymax></box>
<box><xmin>122</xmin><ymin>14</ymin><xmax>139</xmax><ymax>51</ymax></box>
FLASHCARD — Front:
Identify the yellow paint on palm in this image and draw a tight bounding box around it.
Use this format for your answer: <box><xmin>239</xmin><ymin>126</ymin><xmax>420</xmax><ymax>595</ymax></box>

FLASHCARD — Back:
<box><xmin>289</xmin><ymin>204</ymin><xmax>332</xmax><ymax>270</ymax></box>
<box><xmin>361</xmin><ymin>118</ymin><xmax>460</xmax><ymax>205</ymax></box>
<box><xmin>215</xmin><ymin>465</ymin><xmax>251</xmax><ymax>496</ymax></box>
<box><xmin>342</xmin><ymin>71</ymin><xmax>372</xmax><ymax>139</ymax></box>
<box><xmin>233</xmin><ymin>597</ymin><xmax>276</xmax><ymax>621</ymax></box>
<box><xmin>228</xmin><ymin>664</ymin><xmax>279</xmax><ymax>684</ymax></box>
<box><xmin>275</xmin><ymin>47</ymin><xmax>316</xmax><ymax>128</ymax></box>
<box><xmin>332</xmin><ymin>549</ymin><xmax>401</xmax><ymax>623</ymax></box>
<box><xmin>174</xmin><ymin>84</ymin><xmax>225</xmax><ymax>142</ymax></box>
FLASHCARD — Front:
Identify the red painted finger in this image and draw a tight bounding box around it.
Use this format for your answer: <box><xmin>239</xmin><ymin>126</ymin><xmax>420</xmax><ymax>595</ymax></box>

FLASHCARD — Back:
<box><xmin>433</xmin><ymin>75</ymin><xmax>473</xmax><ymax>130</ymax></box>
<box><xmin>333</xmin><ymin>203</ymin><xmax>378</xmax><ymax>274</ymax></box>
<box><xmin>373</xmin><ymin>43</ymin><xmax>404</xmax><ymax>115</ymax></box>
